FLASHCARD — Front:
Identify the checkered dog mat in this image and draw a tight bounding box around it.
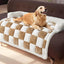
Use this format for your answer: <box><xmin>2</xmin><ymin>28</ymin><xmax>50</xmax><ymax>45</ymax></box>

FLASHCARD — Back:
<box><xmin>0</xmin><ymin>18</ymin><xmax>56</xmax><ymax>59</ymax></box>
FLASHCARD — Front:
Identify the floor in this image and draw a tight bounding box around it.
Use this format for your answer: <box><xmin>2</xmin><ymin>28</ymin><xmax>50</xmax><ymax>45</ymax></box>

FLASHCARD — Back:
<box><xmin>0</xmin><ymin>4</ymin><xmax>7</xmax><ymax>14</ymax></box>
<box><xmin>0</xmin><ymin>4</ymin><xmax>50</xmax><ymax>64</ymax></box>
<box><xmin>0</xmin><ymin>43</ymin><xmax>50</xmax><ymax>64</ymax></box>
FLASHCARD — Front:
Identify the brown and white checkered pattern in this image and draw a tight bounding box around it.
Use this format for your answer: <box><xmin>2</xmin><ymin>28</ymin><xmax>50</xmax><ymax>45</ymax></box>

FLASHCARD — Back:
<box><xmin>0</xmin><ymin>18</ymin><xmax>56</xmax><ymax>59</ymax></box>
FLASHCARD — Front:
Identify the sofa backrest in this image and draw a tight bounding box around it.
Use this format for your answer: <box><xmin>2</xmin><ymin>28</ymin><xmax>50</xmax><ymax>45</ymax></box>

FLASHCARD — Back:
<box><xmin>8</xmin><ymin>0</ymin><xmax>64</xmax><ymax>19</ymax></box>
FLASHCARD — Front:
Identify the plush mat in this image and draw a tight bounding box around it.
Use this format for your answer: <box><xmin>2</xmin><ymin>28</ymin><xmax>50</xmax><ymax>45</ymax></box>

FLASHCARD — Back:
<box><xmin>0</xmin><ymin>11</ymin><xmax>64</xmax><ymax>60</ymax></box>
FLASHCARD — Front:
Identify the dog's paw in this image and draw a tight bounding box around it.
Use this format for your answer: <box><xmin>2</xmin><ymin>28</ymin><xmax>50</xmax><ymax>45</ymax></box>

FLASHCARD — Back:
<box><xmin>32</xmin><ymin>25</ymin><xmax>42</xmax><ymax>30</ymax></box>
<box><xmin>38</xmin><ymin>27</ymin><xmax>42</xmax><ymax>30</ymax></box>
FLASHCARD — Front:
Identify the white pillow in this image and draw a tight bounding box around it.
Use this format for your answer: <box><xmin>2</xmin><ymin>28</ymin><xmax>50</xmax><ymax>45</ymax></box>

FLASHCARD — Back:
<box><xmin>7</xmin><ymin>11</ymin><xmax>28</xmax><ymax>18</ymax></box>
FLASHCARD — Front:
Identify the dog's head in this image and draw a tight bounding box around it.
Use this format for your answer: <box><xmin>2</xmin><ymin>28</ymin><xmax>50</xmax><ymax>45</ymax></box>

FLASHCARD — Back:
<box><xmin>35</xmin><ymin>6</ymin><xmax>47</xmax><ymax>16</ymax></box>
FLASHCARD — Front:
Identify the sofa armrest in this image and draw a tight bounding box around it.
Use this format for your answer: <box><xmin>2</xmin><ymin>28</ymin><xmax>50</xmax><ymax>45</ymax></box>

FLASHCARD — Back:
<box><xmin>0</xmin><ymin>13</ymin><xmax>7</xmax><ymax>20</ymax></box>
<box><xmin>48</xmin><ymin>30</ymin><xmax>64</xmax><ymax>60</ymax></box>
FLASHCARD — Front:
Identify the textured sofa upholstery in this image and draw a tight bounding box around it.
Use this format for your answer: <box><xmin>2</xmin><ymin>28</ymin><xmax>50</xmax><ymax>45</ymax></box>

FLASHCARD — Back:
<box><xmin>0</xmin><ymin>0</ymin><xmax>64</xmax><ymax>62</ymax></box>
<box><xmin>0</xmin><ymin>13</ymin><xmax>7</xmax><ymax>20</ymax></box>
<box><xmin>8</xmin><ymin>0</ymin><xmax>64</xmax><ymax>19</ymax></box>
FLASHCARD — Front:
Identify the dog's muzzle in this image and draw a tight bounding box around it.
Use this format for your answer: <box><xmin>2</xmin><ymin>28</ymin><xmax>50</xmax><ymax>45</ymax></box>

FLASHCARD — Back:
<box><xmin>45</xmin><ymin>9</ymin><xmax>48</xmax><ymax>12</ymax></box>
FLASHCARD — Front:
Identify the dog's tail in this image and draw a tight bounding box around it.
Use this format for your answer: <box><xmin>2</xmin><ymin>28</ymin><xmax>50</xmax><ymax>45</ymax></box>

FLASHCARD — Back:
<box><xmin>13</xmin><ymin>17</ymin><xmax>23</xmax><ymax>22</ymax></box>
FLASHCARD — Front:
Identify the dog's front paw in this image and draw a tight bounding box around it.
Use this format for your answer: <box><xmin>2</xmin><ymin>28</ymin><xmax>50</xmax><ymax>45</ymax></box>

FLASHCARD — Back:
<box><xmin>37</xmin><ymin>27</ymin><xmax>42</xmax><ymax>30</ymax></box>
<box><xmin>32</xmin><ymin>25</ymin><xmax>42</xmax><ymax>30</ymax></box>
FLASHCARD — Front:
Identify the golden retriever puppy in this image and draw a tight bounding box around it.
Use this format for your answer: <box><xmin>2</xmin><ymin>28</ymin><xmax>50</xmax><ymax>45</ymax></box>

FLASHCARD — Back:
<box><xmin>14</xmin><ymin>6</ymin><xmax>47</xmax><ymax>30</ymax></box>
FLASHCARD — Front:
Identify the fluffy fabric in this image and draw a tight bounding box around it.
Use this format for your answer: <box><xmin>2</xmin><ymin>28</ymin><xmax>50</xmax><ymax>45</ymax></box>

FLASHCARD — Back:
<box><xmin>0</xmin><ymin>11</ymin><xmax>64</xmax><ymax>60</ymax></box>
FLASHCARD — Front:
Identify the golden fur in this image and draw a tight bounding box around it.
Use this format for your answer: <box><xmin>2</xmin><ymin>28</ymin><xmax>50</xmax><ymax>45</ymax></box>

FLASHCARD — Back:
<box><xmin>14</xmin><ymin>6</ymin><xmax>47</xmax><ymax>30</ymax></box>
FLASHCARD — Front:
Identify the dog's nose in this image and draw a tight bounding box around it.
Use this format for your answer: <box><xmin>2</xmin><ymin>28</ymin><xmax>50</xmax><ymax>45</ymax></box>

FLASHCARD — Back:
<box><xmin>40</xmin><ymin>11</ymin><xmax>43</xmax><ymax>13</ymax></box>
<box><xmin>45</xmin><ymin>9</ymin><xmax>47</xmax><ymax>12</ymax></box>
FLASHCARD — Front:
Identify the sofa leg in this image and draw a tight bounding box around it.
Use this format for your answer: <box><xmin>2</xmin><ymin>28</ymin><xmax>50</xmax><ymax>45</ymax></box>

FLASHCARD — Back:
<box><xmin>50</xmin><ymin>58</ymin><xmax>55</xmax><ymax>64</ymax></box>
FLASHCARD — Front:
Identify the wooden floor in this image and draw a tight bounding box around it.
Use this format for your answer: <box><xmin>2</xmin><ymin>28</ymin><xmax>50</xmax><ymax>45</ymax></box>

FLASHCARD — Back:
<box><xmin>0</xmin><ymin>43</ymin><xmax>50</xmax><ymax>64</ymax></box>
<box><xmin>0</xmin><ymin>4</ymin><xmax>50</xmax><ymax>64</ymax></box>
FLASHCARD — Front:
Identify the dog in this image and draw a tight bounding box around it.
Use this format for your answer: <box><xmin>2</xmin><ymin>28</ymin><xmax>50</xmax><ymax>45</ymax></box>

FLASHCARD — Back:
<box><xmin>14</xmin><ymin>6</ymin><xmax>47</xmax><ymax>30</ymax></box>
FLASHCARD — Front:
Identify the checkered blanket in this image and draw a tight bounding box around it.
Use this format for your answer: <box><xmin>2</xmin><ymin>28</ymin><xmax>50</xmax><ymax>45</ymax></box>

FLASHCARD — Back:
<box><xmin>0</xmin><ymin>11</ymin><xmax>64</xmax><ymax>60</ymax></box>
<box><xmin>0</xmin><ymin>17</ymin><xmax>56</xmax><ymax>59</ymax></box>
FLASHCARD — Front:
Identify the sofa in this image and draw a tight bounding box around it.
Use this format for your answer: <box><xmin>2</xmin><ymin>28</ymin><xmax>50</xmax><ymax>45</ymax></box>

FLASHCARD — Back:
<box><xmin>0</xmin><ymin>0</ymin><xmax>64</xmax><ymax>64</ymax></box>
<box><xmin>0</xmin><ymin>0</ymin><xmax>8</xmax><ymax>5</ymax></box>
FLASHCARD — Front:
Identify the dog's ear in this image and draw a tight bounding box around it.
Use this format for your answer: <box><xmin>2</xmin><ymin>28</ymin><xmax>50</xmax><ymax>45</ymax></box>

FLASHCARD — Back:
<box><xmin>35</xmin><ymin>10</ymin><xmax>38</xmax><ymax>16</ymax></box>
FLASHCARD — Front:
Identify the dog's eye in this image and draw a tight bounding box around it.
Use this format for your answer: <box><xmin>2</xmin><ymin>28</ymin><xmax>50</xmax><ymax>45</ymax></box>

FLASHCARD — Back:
<box><xmin>40</xmin><ymin>7</ymin><xmax>42</xmax><ymax>9</ymax></box>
